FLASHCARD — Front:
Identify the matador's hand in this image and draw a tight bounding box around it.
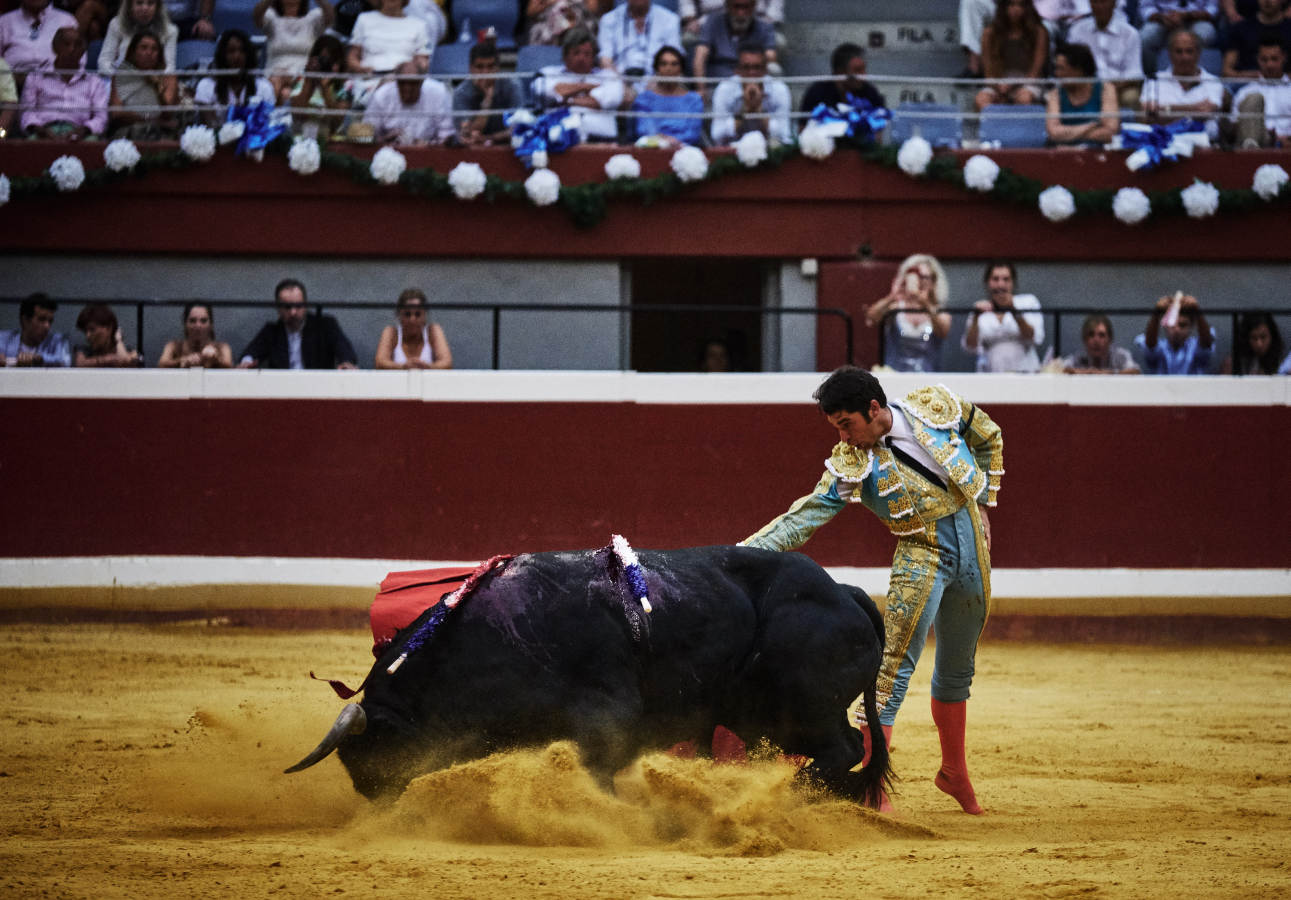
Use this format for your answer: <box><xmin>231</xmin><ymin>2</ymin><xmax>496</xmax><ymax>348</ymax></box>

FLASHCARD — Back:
<box><xmin>978</xmin><ymin>504</ymin><xmax>992</xmax><ymax>554</ymax></box>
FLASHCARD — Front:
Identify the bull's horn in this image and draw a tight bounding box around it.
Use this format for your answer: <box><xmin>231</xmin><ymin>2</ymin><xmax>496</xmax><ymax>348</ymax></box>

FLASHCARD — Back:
<box><xmin>283</xmin><ymin>703</ymin><xmax>367</xmax><ymax>774</ymax></box>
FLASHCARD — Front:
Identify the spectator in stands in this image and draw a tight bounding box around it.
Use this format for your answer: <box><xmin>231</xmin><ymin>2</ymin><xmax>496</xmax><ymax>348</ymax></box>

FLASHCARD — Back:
<box><xmin>699</xmin><ymin>336</ymin><xmax>732</xmax><ymax>372</ymax></box>
<box><xmin>1065</xmin><ymin>0</ymin><xmax>1144</xmax><ymax>108</ymax></box>
<box><xmin>974</xmin><ymin>0</ymin><xmax>1049</xmax><ymax>112</ymax></box>
<box><xmin>1228</xmin><ymin>35</ymin><xmax>1291</xmax><ymax>146</ymax></box>
<box><xmin>238</xmin><ymin>278</ymin><xmax>359</xmax><ymax>369</ymax></box>
<box><xmin>1046</xmin><ymin>41</ymin><xmax>1118</xmax><ymax>145</ymax></box>
<box><xmin>66</xmin><ymin>0</ymin><xmax>110</xmax><ymax>43</ymax></box>
<box><xmin>19</xmin><ymin>26</ymin><xmax>106</xmax><ymax>138</ymax></box>
<box><xmin>1141</xmin><ymin>28</ymin><xmax>1226</xmax><ymax>131</ymax></box>
<box><xmin>1134</xmin><ymin>292</ymin><xmax>1215</xmax><ymax>374</ymax></box>
<box><xmin>0</xmin><ymin>0</ymin><xmax>79</xmax><ymax>83</ymax></box>
<box><xmin>1063</xmin><ymin>313</ymin><xmax>1140</xmax><ymax>373</ymax></box>
<box><xmin>164</xmin><ymin>0</ymin><xmax>214</xmax><ymax>40</ymax></box>
<box><xmin>0</xmin><ymin>59</ymin><xmax>18</xmax><ymax>138</ymax></box>
<box><xmin>960</xmin><ymin>0</ymin><xmax>995</xmax><ymax>77</ymax></box>
<box><xmin>402</xmin><ymin>0</ymin><xmax>447</xmax><ymax>57</ymax></box>
<box><xmin>95</xmin><ymin>0</ymin><xmax>176</xmax><ymax>76</ymax></box>
<box><xmin>963</xmin><ymin>260</ymin><xmax>1046</xmax><ymax>373</ymax></box>
<box><xmin>374</xmin><ymin>288</ymin><xmax>452</xmax><ymax>369</ymax></box>
<box><xmin>346</xmin><ymin>0</ymin><xmax>430</xmax><ymax>85</ymax></box>
<box><xmin>1222</xmin><ymin>0</ymin><xmax>1291</xmax><ymax>78</ymax></box>
<box><xmin>532</xmin><ymin>25</ymin><xmax>623</xmax><ymax>142</ymax></box>
<box><xmin>453</xmin><ymin>39</ymin><xmax>520</xmax><ymax>146</ymax></box>
<box><xmin>798</xmin><ymin>42</ymin><xmax>885</xmax><ymax>124</ymax></box>
<box><xmin>158</xmin><ymin>302</ymin><xmax>233</xmax><ymax>368</ymax></box>
<box><xmin>194</xmin><ymin>29</ymin><xmax>275</xmax><ymax>127</ymax></box>
<box><xmin>1222</xmin><ymin>311</ymin><xmax>1284</xmax><ymax>374</ymax></box>
<box><xmin>631</xmin><ymin>43</ymin><xmax>703</xmax><ymax>145</ymax></box>
<box><xmin>525</xmin><ymin>0</ymin><xmax>600</xmax><ymax>48</ymax></box>
<box><xmin>693</xmin><ymin>0</ymin><xmax>777</xmax><ymax>88</ymax></box>
<box><xmin>1</xmin><ymin>293</ymin><xmax>71</xmax><ymax>367</ymax></box>
<box><xmin>864</xmin><ymin>253</ymin><xmax>952</xmax><ymax>374</ymax></box>
<box><xmin>109</xmin><ymin>31</ymin><xmax>179</xmax><ymax>139</ymax></box>
<box><xmin>680</xmin><ymin>0</ymin><xmax>782</xmax><ymax>51</ymax></box>
<box><xmin>1139</xmin><ymin>0</ymin><xmax>1219</xmax><ymax>76</ymax></box>
<box><xmin>363</xmin><ymin>59</ymin><xmax>452</xmax><ymax>143</ymax></box>
<box><xmin>73</xmin><ymin>303</ymin><xmax>142</xmax><ymax>367</ymax></box>
<box><xmin>288</xmin><ymin>34</ymin><xmax>353</xmax><ymax>140</ymax></box>
<box><xmin>253</xmin><ymin>0</ymin><xmax>335</xmax><ymax>100</ymax></box>
<box><xmin>598</xmin><ymin>0</ymin><xmax>680</xmax><ymax>89</ymax></box>
<box><xmin>710</xmin><ymin>41</ymin><xmax>789</xmax><ymax>145</ymax></box>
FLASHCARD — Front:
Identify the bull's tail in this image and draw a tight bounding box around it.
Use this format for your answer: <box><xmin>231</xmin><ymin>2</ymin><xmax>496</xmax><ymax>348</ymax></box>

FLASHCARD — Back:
<box><xmin>854</xmin><ymin>678</ymin><xmax>893</xmax><ymax>810</ymax></box>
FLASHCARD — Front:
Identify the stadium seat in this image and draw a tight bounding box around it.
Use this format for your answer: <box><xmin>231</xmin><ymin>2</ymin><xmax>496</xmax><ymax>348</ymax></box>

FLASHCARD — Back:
<box><xmin>176</xmin><ymin>38</ymin><xmax>218</xmax><ymax>71</ymax></box>
<box><xmin>978</xmin><ymin>103</ymin><xmax>1048</xmax><ymax>148</ymax></box>
<box><xmin>450</xmin><ymin>0</ymin><xmax>520</xmax><ymax>50</ymax></box>
<box><xmin>87</xmin><ymin>38</ymin><xmax>104</xmax><ymax>71</ymax></box>
<box><xmin>514</xmin><ymin>43</ymin><xmax>562</xmax><ymax>76</ymax></box>
<box><xmin>430</xmin><ymin>41</ymin><xmax>471</xmax><ymax>76</ymax></box>
<box><xmin>888</xmin><ymin>102</ymin><xmax>961</xmax><ymax>148</ymax></box>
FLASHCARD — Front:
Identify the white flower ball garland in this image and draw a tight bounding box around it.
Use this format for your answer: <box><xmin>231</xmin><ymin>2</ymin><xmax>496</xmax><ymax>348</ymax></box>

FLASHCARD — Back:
<box><xmin>179</xmin><ymin>124</ymin><xmax>216</xmax><ymax>161</ymax></box>
<box><xmin>1112</xmin><ymin>186</ymin><xmax>1151</xmax><ymax>225</ymax></box>
<box><xmin>1180</xmin><ymin>180</ymin><xmax>1219</xmax><ymax>218</ymax></box>
<box><xmin>525</xmin><ymin>167</ymin><xmax>561</xmax><ymax>206</ymax></box>
<box><xmin>962</xmin><ymin>154</ymin><xmax>999</xmax><ymax>192</ymax></box>
<box><xmin>670</xmin><ymin>145</ymin><xmax>708</xmax><ymax>183</ymax></box>
<box><xmin>370</xmin><ymin>146</ymin><xmax>407</xmax><ymax>185</ymax></box>
<box><xmin>48</xmin><ymin>155</ymin><xmax>85</xmax><ymax>192</ymax></box>
<box><xmin>1038</xmin><ymin>185</ymin><xmax>1076</xmax><ymax>222</ymax></box>
<box><xmin>448</xmin><ymin>161</ymin><xmax>488</xmax><ymax>199</ymax></box>
<box><xmin>104</xmin><ymin>139</ymin><xmax>141</xmax><ymax>173</ymax></box>
<box><xmin>797</xmin><ymin>125</ymin><xmax>835</xmax><ymax>160</ymax></box>
<box><xmin>287</xmin><ymin>138</ymin><xmax>321</xmax><ymax>175</ymax></box>
<box><xmin>734</xmin><ymin>131</ymin><xmax>768</xmax><ymax>168</ymax></box>
<box><xmin>604</xmin><ymin>153</ymin><xmax>641</xmax><ymax>180</ymax></box>
<box><xmin>896</xmin><ymin>136</ymin><xmax>932</xmax><ymax>176</ymax></box>
<box><xmin>1252</xmin><ymin>163</ymin><xmax>1288</xmax><ymax>201</ymax></box>
<box><xmin>218</xmin><ymin>121</ymin><xmax>246</xmax><ymax>146</ymax></box>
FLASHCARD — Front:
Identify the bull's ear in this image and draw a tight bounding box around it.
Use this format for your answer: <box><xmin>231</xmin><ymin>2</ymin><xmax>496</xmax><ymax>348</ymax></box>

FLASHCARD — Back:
<box><xmin>284</xmin><ymin>703</ymin><xmax>367</xmax><ymax>773</ymax></box>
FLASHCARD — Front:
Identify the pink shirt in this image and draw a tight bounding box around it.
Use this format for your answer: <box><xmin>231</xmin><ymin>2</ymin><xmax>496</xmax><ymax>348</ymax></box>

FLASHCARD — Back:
<box><xmin>20</xmin><ymin>63</ymin><xmax>109</xmax><ymax>134</ymax></box>
<box><xmin>0</xmin><ymin>5</ymin><xmax>78</xmax><ymax>73</ymax></box>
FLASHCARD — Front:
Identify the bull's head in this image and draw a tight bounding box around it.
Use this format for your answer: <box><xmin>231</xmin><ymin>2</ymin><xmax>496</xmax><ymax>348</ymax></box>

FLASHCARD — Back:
<box><xmin>284</xmin><ymin>703</ymin><xmax>367</xmax><ymax>774</ymax></box>
<box><xmin>285</xmin><ymin>702</ymin><xmax>424</xmax><ymax>800</ymax></box>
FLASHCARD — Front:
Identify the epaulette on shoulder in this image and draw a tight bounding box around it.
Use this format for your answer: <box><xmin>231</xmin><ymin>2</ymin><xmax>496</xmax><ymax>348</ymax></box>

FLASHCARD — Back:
<box><xmin>899</xmin><ymin>384</ymin><xmax>962</xmax><ymax>430</ymax></box>
<box><xmin>825</xmin><ymin>440</ymin><xmax>872</xmax><ymax>482</ymax></box>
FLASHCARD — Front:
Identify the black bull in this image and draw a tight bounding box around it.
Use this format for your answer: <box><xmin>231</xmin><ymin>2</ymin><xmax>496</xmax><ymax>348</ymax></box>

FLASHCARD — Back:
<box><xmin>286</xmin><ymin>546</ymin><xmax>892</xmax><ymax>808</ymax></box>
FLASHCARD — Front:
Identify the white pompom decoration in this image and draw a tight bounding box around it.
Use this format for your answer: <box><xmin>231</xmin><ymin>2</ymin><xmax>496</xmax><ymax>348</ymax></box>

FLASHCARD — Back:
<box><xmin>1180</xmin><ymin>180</ymin><xmax>1219</xmax><ymax>218</ymax></box>
<box><xmin>604</xmin><ymin>153</ymin><xmax>641</xmax><ymax>180</ymax></box>
<box><xmin>370</xmin><ymin>146</ymin><xmax>407</xmax><ymax>185</ymax></box>
<box><xmin>104</xmin><ymin>139</ymin><xmax>141</xmax><ymax>172</ymax></box>
<box><xmin>218</xmin><ymin>120</ymin><xmax>245</xmax><ymax>146</ymax></box>
<box><xmin>1038</xmin><ymin>185</ymin><xmax>1076</xmax><ymax>222</ymax></box>
<box><xmin>670</xmin><ymin>145</ymin><xmax>709</xmax><ymax>182</ymax></box>
<box><xmin>287</xmin><ymin>138</ymin><xmax>321</xmax><ymax>175</ymax></box>
<box><xmin>179</xmin><ymin>124</ymin><xmax>217</xmax><ymax>161</ymax></box>
<box><xmin>448</xmin><ymin>161</ymin><xmax>488</xmax><ymax>199</ymax></box>
<box><xmin>525</xmin><ymin>167</ymin><xmax>561</xmax><ymax>205</ymax></box>
<box><xmin>48</xmin><ymin>155</ymin><xmax>86</xmax><ymax>192</ymax></box>
<box><xmin>1112</xmin><ymin>186</ymin><xmax>1151</xmax><ymax>225</ymax></box>
<box><xmin>1252</xmin><ymin>163</ymin><xmax>1289</xmax><ymax>201</ymax></box>
<box><xmin>734</xmin><ymin>130</ymin><xmax>768</xmax><ymax>168</ymax></box>
<box><xmin>962</xmin><ymin>154</ymin><xmax>999</xmax><ymax>192</ymax></box>
<box><xmin>897</xmin><ymin>136</ymin><xmax>933</xmax><ymax>176</ymax></box>
<box><xmin>797</xmin><ymin>125</ymin><xmax>835</xmax><ymax>160</ymax></box>
<box><xmin>530</xmin><ymin>149</ymin><xmax>549</xmax><ymax>170</ymax></box>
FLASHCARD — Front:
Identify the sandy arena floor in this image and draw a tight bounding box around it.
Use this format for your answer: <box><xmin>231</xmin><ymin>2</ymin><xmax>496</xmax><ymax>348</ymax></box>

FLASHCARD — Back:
<box><xmin>1</xmin><ymin>622</ymin><xmax>1288</xmax><ymax>899</ymax></box>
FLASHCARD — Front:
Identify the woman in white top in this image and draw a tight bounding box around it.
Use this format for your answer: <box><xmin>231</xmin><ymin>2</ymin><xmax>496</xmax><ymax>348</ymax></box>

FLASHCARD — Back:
<box><xmin>347</xmin><ymin>0</ymin><xmax>430</xmax><ymax>76</ymax></box>
<box><xmin>374</xmin><ymin>288</ymin><xmax>453</xmax><ymax>369</ymax></box>
<box><xmin>193</xmin><ymin>29</ymin><xmax>276</xmax><ymax>126</ymax></box>
<box><xmin>96</xmin><ymin>0</ymin><xmax>178</xmax><ymax>75</ymax></box>
<box><xmin>253</xmin><ymin>0</ymin><xmax>334</xmax><ymax>99</ymax></box>
<box><xmin>962</xmin><ymin>259</ymin><xmax>1046</xmax><ymax>373</ymax></box>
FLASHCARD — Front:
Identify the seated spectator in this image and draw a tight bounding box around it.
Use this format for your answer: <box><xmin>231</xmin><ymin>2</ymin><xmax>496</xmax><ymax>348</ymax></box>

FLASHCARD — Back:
<box><xmin>532</xmin><ymin>26</ymin><xmax>623</xmax><ymax>143</ymax></box>
<box><xmin>253</xmin><ymin>0</ymin><xmax>335</xmax><ymax>101</ymax></box>
<box><xmin>597</xmin><ymin>0</ymin><xmax>681</xmax><ymax>95</ymax></box>
<box><xmin>363</xmin><ymin>59</ymin><xmax>452</xmax><ymax>144</ymax></box>
<box><xmin>525</xmin><ymin>0</ymin><xmax>600</xmax><ymax>48</ymax></box>
<box><xmin>453</xmin><ymin>39</ymin><xmax>521</xmax><ymax>146</ymax></box>
<box><xmin>346</xmin><ymin>0</ymin><xmax>430</xmax><ymax>84</ymax></box>
<box><xmin>1</xmin><ymin>293</ymin><xmax>71</xmax><ymax>367</ymax></box>
<box><xmin>95</xmin><ymin>0</ymin><xmax>176</xmax><ymax>76</ymax></box>
<box><xmin>693</xmin><ymin>0</ymin><xmax>777</xmax><ymax>88</ymax></box>
<box><xmin>73</xmin><ymin>303</ymin><xmax>142</xmax><ymax>367</ymax></box>
<box><xmin>194</xmin><ymin>29</ymin><xmax>275</xmax><ymax>127</ymax></box>
<box><xmin>798</xmin><ymin>42</ymin><xmax>884</xmax><ymax>124</ymax></box>
<box><xmin>158</xmin><ymin>302</ymin><xmax>233</xmax><ymax>368</ymax></box>
<box><xmin>402</xmin><ymin>0</ymin><xmax>447</xmax><ymax>58</ymax></box>
<box><xmin>963</xmin><ymin>260</ymin><xmax>1045</xmax><ymax>373</ymax></box>
<box><xmin>1229</xmin><ymin>35</ymin><xmax>1291</xmax><ymax>147</ymax></box>
<box><xmin>373</xmin><ymin>288</ymin><xmax>452</xmax><ymax>369</ymax></box>
<box><xmin>0</xmin><ymin>59</ymin><xmax>17</xmax><ymax>138</ymax></box>
<box><xmin>109</xmin><ymin>30</ymin><xmax>179</xmax><ymax>139</ymax></box>
<box><xmin>1222</xmin><ymin>311</ymin><xmax>1284</xmax><ymax>375</ymax></box>
<box><xmin>630</xmin><ymin>44</ymin><xmax>703</xmax><ymax>145</ymax></box>
<box><xmin>68</xmin><ymin>0</ymin><xmax>110</xmax><ymax>43</ymax></box>
<box><xmin>1065</xmin><ymin>0</ymin><xmax>1144</xmax><ymax>109</ymax></box>
<box><xmin>974</xmin><ymin>0</ymin><xmax>1049</xmax><ymax>112</ymax></box>
<box><xmin>0</xmin><ymin>0</ymin><xmax>79</xmax><ymax>83</ymax></box>
<box><xmin>19</xmin><ymin>27</ymin><xmax>107</xmax><ymax>139</ymax></box>
<box><xmin>698</xmin><ymin>336</ymin><xmax>732</xmax><ymax>372</ymax></box>
<box><xmin>1222</xmin><ymin>0</ymin><xmax>1291</xmax><ymax>79</ymax></box>
<box><xmin>710</xmin><ymin>41</ymin><xmax>790</xmax><ymax>145</ymax></box>
<box><xmin>1046</xmin><ymin>41</ymin><xmax>1118</xmax><ymax>145</ymax></box>
<box><xmin>288</xmin><ymin>34</ymin><xmax>353</xmax><ymax>141</ymax></box>
<box><xmin>1141</xmin><ymin>28</ymin><xmax>1227</xmax><ymax>132</ymax></box>
<box><xmin>238</xmin><ymin>278</ymin><xmax>358</xmax><ymax>369</ymax></box>
<box><xmin>1134</xmin><ymin>292</ymin><xmax>1216</xmax><ymax>374</ymax></box>
<box><xmin>1063</xmin><ymin>313</ymin><xmax>1140</xmax><ymax>373</ymax></box>
<box><xmin>164</xmin><ymin>0</ymin><xmax>215</xmax><ymax>40</ymax></box>
<box><xmin>1139</xmin><ymin>0</ymin><xmax>1219</xmax><ymax>77</ymax></box>
<box><xmin>864</xmin><ymin>253</ymin><xmax>952</xmax><ymax>374</ymax></box>
<box><xmin>680</xmin><ymin>0</ymin><xmax>782</xmax><ymax>49</ymax></box>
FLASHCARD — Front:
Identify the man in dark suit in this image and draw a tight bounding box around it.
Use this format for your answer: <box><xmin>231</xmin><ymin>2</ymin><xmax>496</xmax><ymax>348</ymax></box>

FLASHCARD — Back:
<box><xmin>238</xmin><ymin>278</ymin><xmax>359</xmax><ymax>370</ymax></box>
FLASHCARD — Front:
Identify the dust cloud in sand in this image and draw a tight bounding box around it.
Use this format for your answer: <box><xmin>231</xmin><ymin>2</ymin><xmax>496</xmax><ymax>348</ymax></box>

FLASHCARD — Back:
<box><xmin>1</xmin><ymin>622</ymin><xmax>1289</xmax><ymax>898</ymax></box>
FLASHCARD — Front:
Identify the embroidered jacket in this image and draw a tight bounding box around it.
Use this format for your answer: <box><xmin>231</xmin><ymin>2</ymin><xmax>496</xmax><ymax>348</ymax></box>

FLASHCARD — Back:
<box><xmin>743</xmin><ymin>384</ymin><xmax>1004</xmax><ymax>549</ymax></box>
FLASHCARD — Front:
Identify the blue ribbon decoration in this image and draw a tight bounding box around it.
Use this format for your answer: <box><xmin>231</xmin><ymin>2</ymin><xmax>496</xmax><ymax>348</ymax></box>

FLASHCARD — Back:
<box><xmin>1120</xmin><ymin>118</ymin><xmax>1205</xmax><ymax>171</ymax></box>
<box><xmin>808</xmin><ymin>94</ymin><xmax>891</xmax><ymax>143</ymax></box>
<box><xmin>506</xmin><ymin>107</ymin><xmax>582</xmax><ymax>169</ymax></box>
<box><xmin>226</xmin><ymin>99</ymin><xmax>288</xmax><ymax>156</ymax></box>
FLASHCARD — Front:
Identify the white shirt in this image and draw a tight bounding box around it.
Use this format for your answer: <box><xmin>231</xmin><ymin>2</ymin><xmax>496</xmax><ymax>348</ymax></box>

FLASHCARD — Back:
<box><xmin>710</xmin><ymin>74</ymin><xmax>791</xmax><ymax>145</ymax></box>
<box><xmin>1065</xmin><ymin>14</ymin><xmax>1144</xmax><ymax>82</ymax></box>
<box><xmin>262</xmin><ymin>7</ymin><xmax>327</xmax><ymax>76</ymax></box>
<box><xmin>350</xmin><ymin>10</ymin><xmax>429</xmax><ymax>73</ymax></box>
<box><xmin>962</xmin><ymin>293</ymin><xmax>1046</xmax><ymax>373</ymax></box>
<box><xmin>958</xmin><ymin>0</ymin><xmax>995</xmax><ymax>55</ymax></box>
<box><xmin>1142</xmin><ymin>67</ymin><xmax>1225</xmax><ymax>110</ymax></box>
<box><xmin>1232</xmin><ymin>75</ymin><xmax>1291</xmax><ymax>138</ymax></box>
<box><xmin>885</xmin><ymin>405</ymin><xmax>950</xmax><ymax>485</ymax></box>
<box><xmin>533</xmin><ymin>65</ymin><xmax>624</xmax><ymax>140</ymax></box>
<box><xmin>597</xmin><ymin>4</ymin><xmax>681</xmax><ymax>75</ymax></box>
<box><xmin>362</xmin><ymin>77</ymin><xmax>454</xmax><ymax>144</ymax></box>
<box><xmin>194</xmin><ymin>75</ymin><xmax>276</xmax><ymax>109</ymax></box>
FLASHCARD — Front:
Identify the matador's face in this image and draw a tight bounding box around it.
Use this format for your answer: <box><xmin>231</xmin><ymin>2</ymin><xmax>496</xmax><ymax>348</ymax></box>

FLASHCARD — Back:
<box><xmin>826</xmin><ymin>401</ymin><xmax>889</xmax><ymax>452</ymax></box>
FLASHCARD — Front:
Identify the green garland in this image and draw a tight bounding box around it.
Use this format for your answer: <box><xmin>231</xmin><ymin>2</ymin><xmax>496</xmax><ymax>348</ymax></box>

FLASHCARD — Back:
<box><xmin>3</xmin><ymin>131</ymin><xmax>1288</xmax><ymax>229</ymax></box>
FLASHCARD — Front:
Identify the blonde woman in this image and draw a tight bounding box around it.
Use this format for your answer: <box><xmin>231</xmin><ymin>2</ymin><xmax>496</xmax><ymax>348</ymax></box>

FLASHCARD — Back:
<box><xmin>864</xmin><ymin>254</ymin><xmax>952</xmax><ymax>373</ymax></box>
<box><xmin>374</xmin><ymin>289</ymin><xmax>452</xmax><ymax>369</ymax></box>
